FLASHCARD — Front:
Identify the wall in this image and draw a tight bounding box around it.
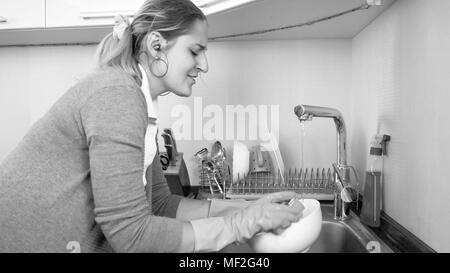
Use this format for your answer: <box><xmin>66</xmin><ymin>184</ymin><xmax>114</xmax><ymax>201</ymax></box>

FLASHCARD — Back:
<box><xmin>351</xmin><ymin>0</ymin><xmax>450</xmax><ymax>252</ymax></box>
<box><xmin>159</xmin><ymin>40</ymin><xmax>352</xmax><ymax>183</ymax></box>
<box><xmin>0</xmin><ymin>45</ymin><xmax>96</xmax><ymax>158</ymax></box>
<box><xmin>0</xmin><ymin>40</ymin><xmax>351</xmax><ymax>188</ymax></box>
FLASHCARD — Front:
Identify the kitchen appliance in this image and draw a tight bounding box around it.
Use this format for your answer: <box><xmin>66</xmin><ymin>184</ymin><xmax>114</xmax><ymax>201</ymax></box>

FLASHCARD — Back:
<box><xmin>159</xmin><ymin>128</ymin><xmax>191</xmax><ymax>196</ymax></box>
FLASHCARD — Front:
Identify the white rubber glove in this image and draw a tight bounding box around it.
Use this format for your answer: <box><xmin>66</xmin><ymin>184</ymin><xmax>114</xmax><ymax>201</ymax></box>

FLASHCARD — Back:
<box><xmin>190</xmin><ymin>191</ymin><xmax>303</xmax><ymax>252</ymax></box>
<box><xmin>208</xmin><ymin>198</ymin><xmax>250</xmax><ymax>217</ymax></box>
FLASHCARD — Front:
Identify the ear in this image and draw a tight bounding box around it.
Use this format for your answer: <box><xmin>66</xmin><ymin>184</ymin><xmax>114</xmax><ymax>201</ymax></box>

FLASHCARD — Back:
<box><xmin>146</xmin><ymin>31</ymin><xmax>168</xmax><ymax>57</ymax></box>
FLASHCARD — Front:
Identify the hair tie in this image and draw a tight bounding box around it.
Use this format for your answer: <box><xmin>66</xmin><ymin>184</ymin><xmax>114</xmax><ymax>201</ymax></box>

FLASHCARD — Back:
<box><xmin>113</xmin><ymin>14</ymin><xmax>130</xmax><ymax>40</ymax></box>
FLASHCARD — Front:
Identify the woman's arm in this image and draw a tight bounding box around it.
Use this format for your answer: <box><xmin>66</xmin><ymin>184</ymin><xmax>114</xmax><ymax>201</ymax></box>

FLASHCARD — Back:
<box><xmin>175</xmin><ymin>198</ymin><xmax>211</xmax><ymax>221</ymax></box>
<box><xmin>146</xmin><ymin>156</ymin><xmax>183</xmax><ymax>217</ymax></box>
<box><xmin>149</xmin><ymin>153</ymin><xmax>248</xmax><ymax>221</ymax></box>
<box><xmin>81</xmin><ymin>86</ymin><xmax>185</xmax><ymax>252</ymax></box>
<box><xmin>176</xmin><ymin>197</ymin><xmax>250</xmax><ymax>221</ymax></box>
<box><xmin>148</xmin><ymin>157</ymin><xmax>212</xmax><ymax>221</ymax></box>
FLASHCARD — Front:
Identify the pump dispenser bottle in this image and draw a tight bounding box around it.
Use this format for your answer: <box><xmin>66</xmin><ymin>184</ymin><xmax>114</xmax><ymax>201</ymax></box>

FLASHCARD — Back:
<box><xmin>360</xmin><ymin>134</ymin><xmax>390</xmax><ymax>227</ymax></box>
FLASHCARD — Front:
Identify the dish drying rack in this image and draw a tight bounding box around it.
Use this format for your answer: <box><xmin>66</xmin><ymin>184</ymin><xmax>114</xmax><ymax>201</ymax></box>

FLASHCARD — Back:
<box><xmin>199</xmin><ymin>166</ymin><xmax>335</xmax><ymax>201</ymax></box>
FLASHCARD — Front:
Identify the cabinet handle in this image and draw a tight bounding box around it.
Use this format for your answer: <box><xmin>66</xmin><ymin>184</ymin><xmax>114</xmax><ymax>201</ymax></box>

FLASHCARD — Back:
<box><xmin>0</xmin><ymin>16</ymin><xmax>7</xmax><ymax>23</ymax></box>
<box><xmin>80</xmin><ymin>11</ymin><xmax>134</xmax><ymax>19</ymax></box>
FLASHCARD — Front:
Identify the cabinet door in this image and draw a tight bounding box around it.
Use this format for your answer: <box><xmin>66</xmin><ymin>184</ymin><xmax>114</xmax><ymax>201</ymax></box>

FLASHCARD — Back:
<box><xmin>46</xmin><ymin>0</ymin><xmax>144</xmax><ymax>28</ymax></box>
<box><xmin>0</xmin><ymin>0</ymin><xmax>45</xmax><ymax>30</ymax></box>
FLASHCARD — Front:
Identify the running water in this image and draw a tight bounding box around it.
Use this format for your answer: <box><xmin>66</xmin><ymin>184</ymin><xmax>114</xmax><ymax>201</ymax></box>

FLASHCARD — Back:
<box><xmin>299</xmin><ymin>121</ymin><xmax>307</xmax><ymax>200</ymax></box>
<box><xmin>299</xmin><ymin>121</ymin><xmax>306</xmax><ymax>170</ymax></box>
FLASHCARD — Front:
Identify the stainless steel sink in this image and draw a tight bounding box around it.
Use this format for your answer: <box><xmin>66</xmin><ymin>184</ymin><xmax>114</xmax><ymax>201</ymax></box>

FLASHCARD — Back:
<box><xmin>308</xmin><ymin>221</ymin><xmax>370</xmax><ymax>253</ymax></box>
<box><xmin>220</xmin><ymin>203</ymin><xmax>394</xmax><ymax>253</ymax></box>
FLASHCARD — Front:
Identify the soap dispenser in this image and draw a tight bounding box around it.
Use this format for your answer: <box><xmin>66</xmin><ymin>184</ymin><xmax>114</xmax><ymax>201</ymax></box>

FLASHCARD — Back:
<box><xmin>360</xmin><ymin>134</ymin><xmax>390</xmax><ymax>227</ymax></box>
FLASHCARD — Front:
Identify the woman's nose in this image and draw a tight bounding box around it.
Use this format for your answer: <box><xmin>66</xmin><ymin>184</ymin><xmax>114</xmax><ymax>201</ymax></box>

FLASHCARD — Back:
<box><xmin>197</xmin><ymin>53</ymin><xmax>208</xmax><ymax>73</ymax></box>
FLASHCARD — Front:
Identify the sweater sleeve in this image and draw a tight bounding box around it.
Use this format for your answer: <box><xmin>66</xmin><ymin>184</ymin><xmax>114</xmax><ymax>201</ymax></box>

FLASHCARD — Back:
<box><xmin>146</xmin><ymin>155</ymin><xmax>183</xmax><ymax>218</ymax></box>
<box><xmin>80</xmin><ymin>86</ymin><xmax>183</xmax><ymax>253</ymax></box>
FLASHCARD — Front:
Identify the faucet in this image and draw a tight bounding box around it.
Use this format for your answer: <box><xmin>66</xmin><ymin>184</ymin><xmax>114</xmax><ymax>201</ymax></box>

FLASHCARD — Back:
<box><xmin>294</xmin><ymin>104</ymin><xmax>356</xmax><ymax>220</ymax></box>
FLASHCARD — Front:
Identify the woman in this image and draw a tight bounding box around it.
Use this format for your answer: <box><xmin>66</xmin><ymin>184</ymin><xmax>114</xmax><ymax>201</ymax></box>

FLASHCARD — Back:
<box><xmin>0</xmin><ymin>0</ymin><xmax>303</xmax><ymax>253</ymax></box>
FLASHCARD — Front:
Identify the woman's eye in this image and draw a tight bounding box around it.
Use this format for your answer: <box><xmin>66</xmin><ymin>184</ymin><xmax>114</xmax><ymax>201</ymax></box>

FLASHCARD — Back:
<box><xmin>191</xmin><ymin>50</ymin><xmax>198</xmax><ymax>56</ymax></box>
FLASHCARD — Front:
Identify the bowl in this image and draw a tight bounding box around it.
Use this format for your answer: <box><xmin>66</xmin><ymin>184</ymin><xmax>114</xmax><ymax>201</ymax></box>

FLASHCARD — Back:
<box><xmin>232</xmin><ymin>141</ymin><xmax>250</xmax><ymax>182</ymax></box>
<box><xmin>249</xmin><ymin>199</ymin><xmax>322</xmax><ymax>253</ymax></box>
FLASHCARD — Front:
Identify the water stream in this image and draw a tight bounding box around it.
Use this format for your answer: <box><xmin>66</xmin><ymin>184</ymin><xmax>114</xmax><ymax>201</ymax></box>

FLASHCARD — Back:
<box><xmin>299</xmin><ymin>121</ymin><xmax>306</xmax><ymax>170</ymax></box>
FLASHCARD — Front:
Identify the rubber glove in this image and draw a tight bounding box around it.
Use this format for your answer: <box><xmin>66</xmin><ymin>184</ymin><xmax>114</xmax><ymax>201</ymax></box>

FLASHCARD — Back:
<box><xmin>272</xmin><ymin>197</ymin><xmax>305</xmax><ymax>235</ymax></box>
<box><xmin>190</xmin><ymin>191</ymin><xmax>303</xmax><ymax>252</ymax></box>
<box><xmin>208</xmin><ymin>198</ymin><xmax>250</xmax><ymax>217</ymax></box>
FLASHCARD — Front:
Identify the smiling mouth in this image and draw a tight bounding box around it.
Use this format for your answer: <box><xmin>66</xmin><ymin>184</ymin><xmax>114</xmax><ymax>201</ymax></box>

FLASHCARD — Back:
<box><xmin>188</xmin><ymin>75</ymin><xmax>197</xmax><ymax>83</ymax></box>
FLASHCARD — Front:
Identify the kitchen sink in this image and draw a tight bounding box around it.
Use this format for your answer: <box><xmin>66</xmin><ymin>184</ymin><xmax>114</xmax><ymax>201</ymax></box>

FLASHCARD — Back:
<box><xmin>220</xmin><ymin>203</ymin><xmax>393</xmax><ymax>253</ymax></box>
<box><xmin>307</xmin><ymin>221</ymin><xmax>370</xmax><ymax>253</ymax></box>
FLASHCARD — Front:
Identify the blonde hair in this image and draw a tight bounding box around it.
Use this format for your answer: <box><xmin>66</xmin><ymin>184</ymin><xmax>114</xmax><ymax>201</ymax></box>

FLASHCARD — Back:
<box><xmin>96</xmin><ymin>0</ymin><xmax>206</xmax><ymax>85</ymax></box>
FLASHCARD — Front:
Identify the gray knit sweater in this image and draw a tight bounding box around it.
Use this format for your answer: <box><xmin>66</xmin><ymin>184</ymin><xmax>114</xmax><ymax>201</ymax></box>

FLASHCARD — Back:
<box><xmin>0</xmin><ymin>67</ymin><xmax>183</xmax><ymax>253</ymax></box>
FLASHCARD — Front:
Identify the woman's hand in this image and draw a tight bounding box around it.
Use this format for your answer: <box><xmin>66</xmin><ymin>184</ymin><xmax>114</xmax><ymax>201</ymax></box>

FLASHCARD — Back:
<box><xmin>188</xmin><ymin>191</ymin><xmax>305</xmax><ymax>252</ymax></box>
<box><xmin>225</xmin><ymin>191</ymin><xmax>304</xmax><ymax>243</ymax></box>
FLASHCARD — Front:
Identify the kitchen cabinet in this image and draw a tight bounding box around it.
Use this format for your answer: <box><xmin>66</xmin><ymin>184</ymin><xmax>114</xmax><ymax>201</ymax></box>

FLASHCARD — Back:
<box><xmin>0</xmin><ymin>0</ymin><xmax>396</xmax><ymax>46</ymax></box>
<box><xmin>46</xmin><ymin>0</ymin><xmax>144</xmax><ymax>28</ymax></box>
<box><xmin>0</xmin><ymin>0</ymin><xmax>45</xmax><ymax>30</ymax></box>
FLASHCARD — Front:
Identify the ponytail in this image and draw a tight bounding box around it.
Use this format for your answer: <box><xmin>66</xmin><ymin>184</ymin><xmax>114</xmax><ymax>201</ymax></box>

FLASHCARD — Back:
<box><xmin>95</xmin><ymin>15</ymin><xmax>142</xmax><ymax>85</ymax></box>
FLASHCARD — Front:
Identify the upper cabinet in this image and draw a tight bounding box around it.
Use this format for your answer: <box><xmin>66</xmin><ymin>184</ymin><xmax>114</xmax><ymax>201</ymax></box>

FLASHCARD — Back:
<box><xmin>0</xmin><ymin>0</ymin><xmax>398</xmax><ymax>46</ymax></box>
<box><xmin>46</xmin><ymin>0</ymin><xmax>144</xmax><ymax>28</ymax></box>
<box><xmin>0</xmin><ymin>0</ymin><xmax>45</xmax><ymax>30</ymax></box>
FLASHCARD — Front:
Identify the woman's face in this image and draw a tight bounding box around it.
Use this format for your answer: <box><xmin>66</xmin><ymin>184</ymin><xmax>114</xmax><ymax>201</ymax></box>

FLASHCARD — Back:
<box><xmin>162</xmin><ymin>19</ymin><xmax>209</xmax><ymax>97</ymax></box>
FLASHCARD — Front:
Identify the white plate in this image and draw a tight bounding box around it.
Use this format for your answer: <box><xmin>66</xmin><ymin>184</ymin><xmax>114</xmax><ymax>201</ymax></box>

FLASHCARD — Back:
<box><xmin>232</xmin><ymin>141</ymin><xmax>249</xmax><ymax>182</ymax></box>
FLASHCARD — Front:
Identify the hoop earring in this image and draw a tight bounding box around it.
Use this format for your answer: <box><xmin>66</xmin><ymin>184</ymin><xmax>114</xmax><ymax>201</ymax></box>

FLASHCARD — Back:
<box><xmin>150</xmin><ymin>54</ymin><xmax>168</xmax><ymax>78</ymax></box>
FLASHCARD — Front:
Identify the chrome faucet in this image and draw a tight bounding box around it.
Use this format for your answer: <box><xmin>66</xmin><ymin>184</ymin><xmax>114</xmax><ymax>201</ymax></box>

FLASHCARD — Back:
<box><xmin>294</xmin><ymin>104</ymin><xmax>357</xmax><ymax>220</ymax></box>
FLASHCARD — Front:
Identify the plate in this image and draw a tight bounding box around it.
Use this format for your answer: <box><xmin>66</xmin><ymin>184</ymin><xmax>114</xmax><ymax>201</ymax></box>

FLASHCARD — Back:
<box><xmin>232</xmin><ymin>141</ymin><xmax>250</xmax><ymax>182</ymax></box>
